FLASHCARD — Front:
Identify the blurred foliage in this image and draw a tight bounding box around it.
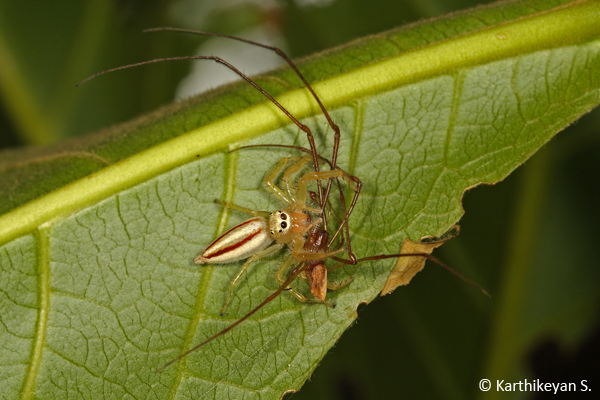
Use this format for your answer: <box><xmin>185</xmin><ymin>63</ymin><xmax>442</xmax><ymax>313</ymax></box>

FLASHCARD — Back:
<box><xmin>0</xmin><ymin>0</ymin><xmax>598</xmax><ymax>399</ymax></box>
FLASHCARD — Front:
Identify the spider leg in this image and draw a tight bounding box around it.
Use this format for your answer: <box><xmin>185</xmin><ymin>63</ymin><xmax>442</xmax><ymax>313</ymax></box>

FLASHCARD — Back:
<box><xmin>275</xmin><ymin>257</ymin><xmax>334</xmax><ymax>307</ymax></box>
<box><xmin>215</xmin><ymin>200</ymin><xmax>270</xmax><ymax>218</ymax></box>
<box><xmin>264</xmin><ymin>157</ymin><xmax>302</xmax><ymax>205</ymax></box>
<box><xmin>293</xmin><ymin>246</ymin><xmax>346</xmax><ymax>262</ymax></box>
<box><xmin>221</xmin><ymin>242</ymin><xmax>284</xmax><ymax>315</ymax></box>
<box><xmin>281</xmin><ymin>155</ymin><xmax>313</xmax><ymax>201</ymax></box>
<box><xmin>326</xmin><ymin>276</ymin><xmax>354</xmax><ymax>290</ymax></box>
<box><xmin>298</xmin><ymin>169</ymin><xmax>361</xmax><ymax>263</ymax></box>
<box><xmin>296</xmin><ymin>169</ymin><xmax>357</xmax><ymax>206</ymax></box>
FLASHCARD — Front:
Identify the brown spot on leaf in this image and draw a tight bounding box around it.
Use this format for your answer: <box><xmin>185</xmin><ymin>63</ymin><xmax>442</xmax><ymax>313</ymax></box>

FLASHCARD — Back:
<box><xmin>381</xmin><ymin>226</ymin><xmax>459</xmax><ymax>296</ymax></box>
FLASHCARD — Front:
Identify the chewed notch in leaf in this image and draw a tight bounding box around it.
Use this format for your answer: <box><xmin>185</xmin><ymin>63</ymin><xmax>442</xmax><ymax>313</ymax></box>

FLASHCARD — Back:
<box><xmin>380</xmin><ymin>226</ymin><xmax>459</xmax><ymax>296</ymax></box>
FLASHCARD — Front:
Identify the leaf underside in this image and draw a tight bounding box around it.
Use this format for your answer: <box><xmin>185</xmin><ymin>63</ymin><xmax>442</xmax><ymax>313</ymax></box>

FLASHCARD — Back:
<box><xmin>1</xmin><ymin>1</ymin><xmax>599</xmax><ymax>399</ymax></box>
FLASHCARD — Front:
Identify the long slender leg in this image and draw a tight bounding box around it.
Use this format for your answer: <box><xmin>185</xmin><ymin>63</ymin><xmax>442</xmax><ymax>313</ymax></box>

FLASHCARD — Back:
<box><xmin>299</xmin><ymin>169</ymin><xmax>362</xmax><ymax>263</ymax></box>
<box><xmin>297</xmin><ymin>217</ymin><xmax>323</xmax><ymax>236</ymax></box>
<box><xmin>221</xmin><ymin>242</ymin><xmax>283</xmax><ymax>315</ymax></box>
<box><xmin>280</xmin><ymin>284</ymin><xmax>333</xmax><ymax>306</ymax></box>
<box><xmin>144</xmin><ymin>28</ymin><xmax>343</xmax><ymax>209</ymax></box>
<box><xmin>274</xmin><ymin>258</ymin><xmax>306</xmax><ymax>301</ymax></box>
<box><xmin>298</xmin><ymin>170</ymin><xmax>358</xmax><ymax>192</ymax></box>
<box><xmin>297</xmin><ymin>271</ymin><xmax>310</xmax><ymax>283</ymax></box>
<box><xmin>79</xmin><ymin>30</ymin><xmax>340</xmax><ymax>226</ymax></box>
<box><xmin>277</xmin><ymin>155</ymin><xmax>324</xmax><ymax>215</ymax></box>
<box><xmin>296</xmin><ymin>169</ymin><xmax>359</xmax><ymax>223</ymax></box>
<box><xmin>327</xmin><ymin>180</ymin><xmax>357</xmax><ymax>263</ymax></box>
<box><xmin>275</xmin><ymin>258</ymin><xmax>333</xmax><ymax>307</ymax></box>
<box><xmin>327</xmin><ymin>252</ymin><xmax>489</xmax><ymax>297</ymax></box>
<box><xmin>296</xmin><ymin>170</ymin><xmax>358</xmax><ymax>209</ymax></box>
<box><xmin>275</xmin><ymin>254</ymin><xmax>296</xmax><ymax>292</ymax></box>
<box><xmin>327</xmin><ymin>277</ymin><xmax>353</xmax><ymax>290</ymax></box>
<box><xmin>306</xmin><ymin>171</ymin><xmax>358</xmax><ymax>263</ymax></box>
<box><xmin>282</xmin><ymin>155</ymin><xmax>312</xmax><ymax>201</ymax></box>
<box><xmin>264</xmin><ymin>157</ymin><xmax>301</xmax><ymax>205</ymax></box>
<box><xmin>292</xmin><ymin>245</ymin><xmax>346</xmax><ymax>262</ymax></box>
<box><xmin>215</xmin><ymin>200</ymin><xmax>270</xmax><ymax>218</ymax></box>
<box><xmin>333</xmin><ymin>174</ymin><xmax>361</xmax><ymax>260</ymax></box>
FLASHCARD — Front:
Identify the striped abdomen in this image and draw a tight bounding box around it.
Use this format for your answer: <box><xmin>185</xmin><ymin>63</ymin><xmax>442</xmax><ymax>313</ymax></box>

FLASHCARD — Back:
<box><xmin>195</xmin><ymin>217</ymin><xmax>273</xmax><ymax>264</ymax></box>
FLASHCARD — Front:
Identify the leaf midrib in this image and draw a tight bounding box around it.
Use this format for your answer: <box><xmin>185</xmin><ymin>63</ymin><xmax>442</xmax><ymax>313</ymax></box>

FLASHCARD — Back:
<box><xmin>21</xmin><ymin>228</ymin><xmax>50</xmax><ymax>400</ymax></box>
<box><xmin>168</xmin><ymin>151</ymin><xmax>239</xmax><ymax>396</ymax></box>
<box><xmin>0</xmin><ymin>0</ymin><xmax>598</xmax><ymax>249</ymax></box>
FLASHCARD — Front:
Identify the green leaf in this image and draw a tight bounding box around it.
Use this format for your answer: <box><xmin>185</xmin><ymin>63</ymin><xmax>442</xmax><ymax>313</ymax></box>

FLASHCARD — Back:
<box><xmin>1</xmin><ymin>0</ymin><xmax>599</xmax><ymax>399</ymax></box>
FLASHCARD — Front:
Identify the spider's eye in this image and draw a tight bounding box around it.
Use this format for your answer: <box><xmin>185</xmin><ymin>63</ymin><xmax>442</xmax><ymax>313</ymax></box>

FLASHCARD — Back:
<box><xmin>269</xmin><ymin>210</ymin><xmax>291</xmax><ymax>240</ymax></box>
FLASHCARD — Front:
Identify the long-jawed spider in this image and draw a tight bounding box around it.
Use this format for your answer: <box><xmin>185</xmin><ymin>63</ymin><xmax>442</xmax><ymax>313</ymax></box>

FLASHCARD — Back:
<box><xmin>79</xmin><ymin>29</ymin><xmax>488</xmax><ymax>374</ymax></box>
<box><xmin>78</xmin><ymin>27</ymin><xmax>364</xmax><ymax>312</ymax></box>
